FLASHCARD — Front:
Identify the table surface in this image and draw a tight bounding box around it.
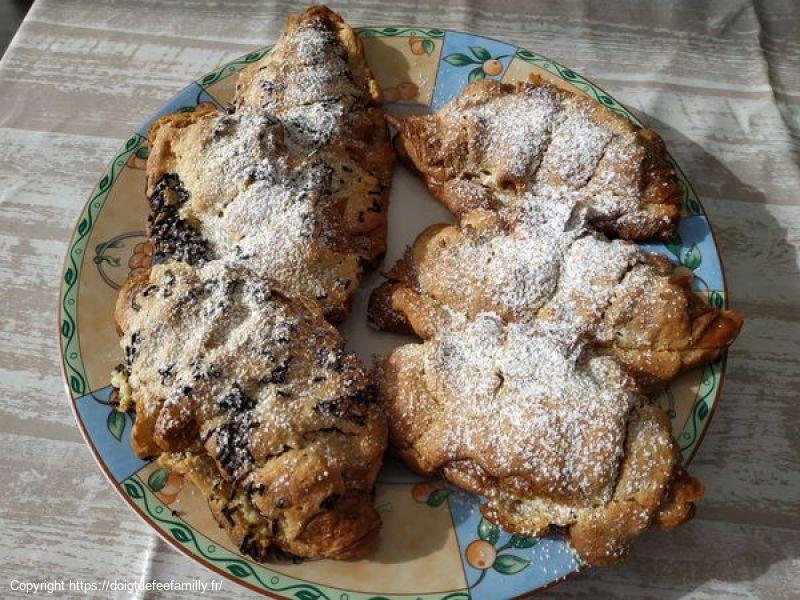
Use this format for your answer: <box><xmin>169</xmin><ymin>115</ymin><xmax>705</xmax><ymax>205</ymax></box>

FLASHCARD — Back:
<box><xmin>1</xmin><ymin>0</ymin><xmax>798</xmax><ymax>598</ymax></box>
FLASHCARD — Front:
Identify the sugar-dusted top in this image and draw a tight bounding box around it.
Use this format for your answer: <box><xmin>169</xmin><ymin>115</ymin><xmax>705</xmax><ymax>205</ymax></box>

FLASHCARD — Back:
<box><xmin>144</xmin><ymin>8</ymin><xmax>392</xmax><ymax>319</ymax></box>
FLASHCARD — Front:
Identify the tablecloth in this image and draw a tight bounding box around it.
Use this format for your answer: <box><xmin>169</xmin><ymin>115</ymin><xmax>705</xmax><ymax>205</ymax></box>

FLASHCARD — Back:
<box><xmin>1</xmin><ymin>0</ymin><xmax>798</xmax><ymax>597</ymax></box>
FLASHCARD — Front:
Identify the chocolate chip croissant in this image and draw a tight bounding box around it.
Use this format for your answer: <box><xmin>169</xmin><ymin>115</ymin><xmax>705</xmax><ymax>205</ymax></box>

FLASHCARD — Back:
<box><xmin>111</xmin><ymin>6</ymin><xmax>392</xmax><ymax>561</ymax></box>
<box><xmin>145</xmin><ymin>5</ymin><xmax>394</xmax><ymax>321</ymax></box>
<box><xmin>114</xmin><ymin>262</ymin><xmax>386</xmax><ymax>559</ymax></box>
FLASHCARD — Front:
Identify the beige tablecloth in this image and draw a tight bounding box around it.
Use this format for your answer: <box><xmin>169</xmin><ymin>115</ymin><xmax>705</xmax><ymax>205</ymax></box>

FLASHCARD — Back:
<box><xmin>1</xmin><ymin>1</ymin><xmax>798</xmax><ymax>598</ymax></box>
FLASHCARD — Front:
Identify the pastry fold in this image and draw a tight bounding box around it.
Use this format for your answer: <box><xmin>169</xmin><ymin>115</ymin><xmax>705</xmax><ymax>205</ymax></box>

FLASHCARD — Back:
<box><xmin>372</xmin><ymin>115</ymin><xmax>740</xmax><ymax>563</ymax></box>
<box><xmin>112</xmin><ymin>6</ymin><xmax>391</xmax><ymax>561</ymax></box>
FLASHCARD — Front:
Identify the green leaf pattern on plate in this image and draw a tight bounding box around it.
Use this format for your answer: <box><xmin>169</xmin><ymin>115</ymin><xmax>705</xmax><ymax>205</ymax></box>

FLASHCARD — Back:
<box><xmin>466</xmin><ymin>520</ymin><xmax>535</xmax><ymax>586</ymax></box>
<box><xmin>477</xmin><ymin>518</ymin><xmax>500</xmax><ymax>544</ymax></box>
<box><xmin>709</xmin><ymin>290</ymin><xmax>724</xmax><ymax>310</ymax></box>
<box><xmin>197</xmin><ymin>47</ymin><xmax>272</xmax><ymax>88</ymax></box>
<box><xmin>515</xmin><ymin>47</ymin><xmax>638</xmax><ymax>122</ymax></box>
<box><xmin>171</xmin><ymin>527</ymin><xmax>191</xmax><ymax>543</ymax></box>
<box><xmin>682</xmin><ymin>244</ymin><xmax>702</xmax><ymax>270</ymax></box>
<box><xmin>227</xmin><ymin>563</ymin><xmax>250</xmax><ymax>578</ymax></box>
<box><xmin>443</xmin><ymin>46</ymin><xmax>508</xmax><ymax>81</ymax></box>
<box><xmin>426</xmin><ymin>488</ymin><xmax>450</xmax><ymax>507</ymax></box>
<box><xmin>492</xmin><ymin>554</ymin><xmax>530</xmax><ymax>575</ymax></box>
<box><xmin>468</xmin><ymin>67</ymin><xmax>486</xmax><ymax>82</ymax></box>
<box><xmin>358</xmin><ymin>27</ymin><xmax>445</xmax><ymax>39</ymax></box>
<box><xmin>122</xmin><ymin>475</ymin><xmax>470</xmax><ymax>599</ymax></box>
<box><xmin>679</xmin><ymin>358</ymin><xmax>721</xmax><ymax>459</ymax></box>
<box><xmin>123</xmin><ymin>482</ymin><xmax>143</xmax><ymax>500</ymax></box>
<box><xmin>148</xmin><ymin>467</ymin><xmax>170</xmax><ymax>492</ymax></box>
<box><xmin>106</xmin><ymin>409</ymin><xmax>126</xmax><ymax>441</ymax></box>
<box><xmin>60</xmin><ymin>134</ymin><xmax>144</xmax><ymax>399</ymax></box>
<box><xmin>507</xmin><ymin>534</ymin><xmax>538</xmax><ymax>549</ymax></box>
<box><xmin>135</xmin><ymin>145</ymin><xmax>150</xmax><ymax>160</ymax></box>
<box><xmin>469</xmin><ymin>46</ymin><xmax>491</xmax><ymax>61</ymax></box>
<box><xmin>664</xmin><ymin>233</ymin><xmax>683</xmax><ymax>259</ymax></box>
<box><xmin>444</xmin><ymin>53</ymin><xmax>479</xmax><ymax>66</ymax></box>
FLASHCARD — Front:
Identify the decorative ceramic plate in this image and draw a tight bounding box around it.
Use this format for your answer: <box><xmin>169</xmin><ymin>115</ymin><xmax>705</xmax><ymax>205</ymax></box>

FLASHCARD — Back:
<box><xmin>60</xmin><ymin>27</ymin><xmax>730</xmax><ymax>599</ymax></box>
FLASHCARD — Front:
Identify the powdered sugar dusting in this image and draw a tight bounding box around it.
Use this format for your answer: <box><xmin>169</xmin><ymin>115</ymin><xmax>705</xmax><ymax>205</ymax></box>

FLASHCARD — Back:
<box><xmin>534</xmin><ymin>102</ymin><xmax>612</xmax><ymax>189</ymax></box>
<box><xmin>377</xmin><ymin>62</ymin><xmax>704</xmax><ymax>565</ymax></box>
<box><xmin>115</xmin><ymin>256</ymin><xmax>384</xmax><ymax>558</ymax></box>
<box><xmin>156</xmin><ymin>12</ymin><xmax>386</xmax><ymax>314</ymax></box>
<box><xmin>534</xmin><ymin>234</ymin><xmax>640</xmax><ymax>347</ymax></box>
<box><xmin>118</xmin><ymin>260</ymin><xmax>375</xmax><ymax>475</ymax></box>
<box><xmin>384</xmin><ymin>194</ymin><xmax>685</xmax><ymax>536</ymax></box>
<box><xmin>414</xmin><ymin>191</ymin><xmax>647</xmax><ymax>336</ymax></box>
<box><xmin>418</xmin><ymin>313</ymin><xmax>634</xmax><ymax>504</ymax></box>
<box><xmin>383</xmin><ymin>87</ymin><xmax>691</xmax><ymax>530</ymax></box>
<box><xmin>433</xmin><ymin>81</ymin><xmax>676</xmax><ymax>235</ymax></box>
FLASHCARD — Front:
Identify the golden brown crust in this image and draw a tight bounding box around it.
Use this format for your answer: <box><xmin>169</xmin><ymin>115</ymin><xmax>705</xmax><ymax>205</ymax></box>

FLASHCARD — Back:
<box><xmin>374</xmin><ymin>317</ymin><xmax>702</xmax><ymax>566</ymax></box>
<box><xmin>368</xmin><ymin>201</ymin><xmax>742</xmax><ymax>390</ymax></box>
<box><xmin>161</xmin><ymin>446</ymin><xmax>381</xmax><ymax>561</ymax></box>
<box><xmin>111</xmin><ymin>6</ymin><xmax>391</xmax><ymax>562</ymax></box>
<box><xmin>114</xmin><ymin>262</ymin><xmax>387</xmax><ymax>560</ymax></box>
<box><xmin>378</xmin><ymin>318</ymin><xmax>633</xmax><ymax>505</ymax></box>
<box><xmin>387</xmin><ymin>76</ymin><xmax>681</xmax><ymax>241</ymax></box>
<box><xmin>602</xmin><ymin>256</ymin><xmax>743</xmax><ymax>390</ymax></box>
<box><xmin>655</xmin><ymin>471</ymin><xmax>704</xmax><ymax>530</ymax></box>
<box><xmin>144</xmin><ymin>5</ymin><xmax>393</xmax><ymax>322</ymax></box>
<box><xmin>367</xmin><ymin>281</ymin><xmax>415</xmax><ymax>334</ymax></box>
<box><xmin>367</xmin><ymin>35</ymin><xmax>736</xmax><ymax>569</ymax></box>
<box><xmin>564</xmin><ymin>405</ymin><xmax>698</xmax><ymax>565</ymax></box>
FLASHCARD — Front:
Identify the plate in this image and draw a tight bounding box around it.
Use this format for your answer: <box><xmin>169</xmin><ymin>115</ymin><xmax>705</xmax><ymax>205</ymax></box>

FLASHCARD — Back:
<box><xmin>59</xmin><ymin>27</ymin><xmax>730</xmax><ymax>599</ymax></box>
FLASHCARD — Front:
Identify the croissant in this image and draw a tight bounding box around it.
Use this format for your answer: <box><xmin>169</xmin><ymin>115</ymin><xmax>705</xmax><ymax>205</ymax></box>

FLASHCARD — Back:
<box><xmin>376</xmin><ymin>313</ymin><xmax>704</xmax><ymax>565</ymax></box>
<box><xmin>373</xmin><ymin>81</ymin><xmax>741</xmax><ymax>564</ymax></box>
<box><xmin>370</xmin><ymin>194</ymin><xmax>742</xmax><ymax>390</ymax></box>
<box><xmin>145</xmin><ymin>5</ymin><xmax>393</xmax><ymax>321</ymax></box>
<box><xmin>111</xmin><ymin>6</ymin><xmax>391</xmax><ymax>561</ymax></box>
<box><xmin>114</xmin><ymin>262</ymin><xmax>386</xmax><ymax>560</ymax></box>
<box><xmin>387</xmin><ymin>77</ymin><xmax>681</xmax><ymax>241</ymax></box>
